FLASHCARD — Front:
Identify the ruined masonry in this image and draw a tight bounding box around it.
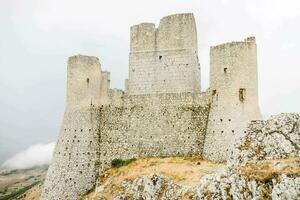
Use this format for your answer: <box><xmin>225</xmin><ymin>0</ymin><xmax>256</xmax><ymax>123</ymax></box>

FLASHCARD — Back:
<box><xmin>41</xmin><ymin>13</ymin><xmax>261</xmax><ymax>200</ymax></box>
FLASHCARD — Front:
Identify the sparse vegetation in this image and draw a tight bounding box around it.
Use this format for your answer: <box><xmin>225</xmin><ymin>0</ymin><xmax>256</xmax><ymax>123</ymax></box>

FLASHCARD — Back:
<box><xmin>111</xmin><ymin>158</ymin><xmax>137</xmax><ymax>168</ymax></box>
<box><xmin>84</xmin><ymin>157</ymin><xmax>224</xmax><ymax>199</ymax></box>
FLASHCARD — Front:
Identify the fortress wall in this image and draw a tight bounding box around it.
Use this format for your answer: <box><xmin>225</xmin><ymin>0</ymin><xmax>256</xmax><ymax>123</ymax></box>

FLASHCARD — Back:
<box><xmin>123</xmin><ymin>92</ymin><xmax>211</xmax><ymax>107</ymax></box>
<box><xmin>109</xmin><ymin>89</ymin><xmax>125</xmax><ymax>107</ymax></box>
<box><xmin>98</xmin><ymin>102</ymin><xmax>210</xmax><ymax>171</ymax></box>
<box><xmin>203</xmin><ymin>37</ymin><xmax>262</xmax><ymax>161</ymax></box>
<box><xmin>100</xmin><ymin>71</ymin><xmax>111</xmax><ymax>105</ymax></box>
<box><xmin>67</xmin><ymin>55</ymin><xmax>103</xmax><ymax>107</ymax></box>
<box><xmin>127</xmin><ymin>13</ymin><xmax>201</xmax><ymax>95</ymax></box>
<box><xmin>108</xmin><ymin>90</ymin><xmax>211</xmax><ymax>108</ymax></box>
<box><xmin>41</xmin><ymin>108</ymin><xmax>101</xmax><ymax>200</ymax></box>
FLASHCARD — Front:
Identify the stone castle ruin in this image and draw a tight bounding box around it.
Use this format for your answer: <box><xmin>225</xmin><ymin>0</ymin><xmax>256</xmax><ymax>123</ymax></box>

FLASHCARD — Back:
<box><xmin>41</xmin><ymin>13</ymin><xmax>261</xmax><ymax>200</ymax></box>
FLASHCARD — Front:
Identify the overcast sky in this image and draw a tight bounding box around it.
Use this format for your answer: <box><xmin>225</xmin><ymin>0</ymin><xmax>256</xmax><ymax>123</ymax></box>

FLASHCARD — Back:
<box><xmin>0</xmin><ymin>0</ymin><xmax>300</xmax><ymax>165</ymax></box>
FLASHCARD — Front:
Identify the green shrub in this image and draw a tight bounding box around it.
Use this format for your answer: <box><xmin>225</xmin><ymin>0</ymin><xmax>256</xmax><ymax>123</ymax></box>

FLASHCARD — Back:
<box><xmin>111</xmin><ymin>158</ymin><xmax>136</xmax><ymax>168</ymax></box>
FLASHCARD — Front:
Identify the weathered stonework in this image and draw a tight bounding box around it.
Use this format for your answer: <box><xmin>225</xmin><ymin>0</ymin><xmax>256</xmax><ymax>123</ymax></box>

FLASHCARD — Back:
<box><xmin>128</xmin><ymin>13</ymin><xmax>201</xmax><ymax>95</ymax></box>
<box><xmin>41</xmin><ymin>13</ymin><xmax>262</xmax><ymax>200</ymax></box>
<box><xmin>41</xmin><ymin>108</ymin><xmax>101</xmax><ymax>200</ymax></box>
<box><xmin>203</xmin><ymin>37</ymin><xmax>261</xmax><ymax>161</ymax></box>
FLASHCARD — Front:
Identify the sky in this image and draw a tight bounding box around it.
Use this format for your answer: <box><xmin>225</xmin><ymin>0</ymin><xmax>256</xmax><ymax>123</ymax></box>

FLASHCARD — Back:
<box><xmin>0</xmin><ymin>0</ymin><xmax>300</xmax><ymax>167</ymax></box>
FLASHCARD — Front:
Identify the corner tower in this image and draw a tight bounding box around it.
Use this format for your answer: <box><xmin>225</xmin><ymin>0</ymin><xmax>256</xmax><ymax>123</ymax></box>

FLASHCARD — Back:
<box><xmin>127</xmin><ymin>13</ymin><xmax>201</xmax><ymax>95</ymax></box>
<box><xmin>203</xmin><ymin>37</ymin><xmax>262</xmax><ymax>161</ymax></box>
<box><xmin>41</xmin><ymin>55</ymin><xmax>108</xmax><ymax>200</ymax></box>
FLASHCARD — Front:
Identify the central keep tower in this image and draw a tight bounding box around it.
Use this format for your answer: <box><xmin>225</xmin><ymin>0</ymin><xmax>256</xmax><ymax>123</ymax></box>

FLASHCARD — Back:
<box><xmin>127</xmin><ymin>13</ymin><xmax>201</xmax><ymax>95</ymax></box>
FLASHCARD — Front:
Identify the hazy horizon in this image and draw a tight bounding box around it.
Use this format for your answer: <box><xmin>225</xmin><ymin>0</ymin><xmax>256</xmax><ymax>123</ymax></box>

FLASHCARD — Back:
<box><xmin>1</xmin><ymin>0</ymin><xmax>300</xmax><ymax>168</ymax></box>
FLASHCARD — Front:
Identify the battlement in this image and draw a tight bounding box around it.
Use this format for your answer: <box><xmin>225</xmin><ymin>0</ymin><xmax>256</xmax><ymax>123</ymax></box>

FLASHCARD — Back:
<box><xmin>211</xmin><ymin>37</ymin><xmax>256</xmax><ymax>51</ymax></box>
<box><xmin>130</xmin><ymin>13</ymin><xmax>197</xmax><ymax>53</ymax></box>
<box><xmin>68</xmin><ymin>54</ymin><xmax>100</xmax><ymax>65</ymax></box>
<box><xmin>244</xmin><ymin>36</ymin><xmax>256</xmax><ymax>43</ymax></box>
<box><xmin>160</xmin><ymin>13</ymin><xmax>194</xmax><ymax>20</ymax></box>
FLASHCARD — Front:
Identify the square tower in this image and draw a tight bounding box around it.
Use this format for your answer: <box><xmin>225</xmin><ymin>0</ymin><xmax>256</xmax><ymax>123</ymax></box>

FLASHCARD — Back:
<box><xmin>127</xmin><ymin>13</ymin><xmax>201</xmax><ymax>95</ymax></box>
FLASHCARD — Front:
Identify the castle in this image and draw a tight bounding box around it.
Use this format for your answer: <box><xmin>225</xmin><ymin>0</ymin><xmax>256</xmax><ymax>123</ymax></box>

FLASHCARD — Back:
<box><xmin>41</xmin><ymin>13</ymin><xmax>261</xmax><ymax>200</ymax></box>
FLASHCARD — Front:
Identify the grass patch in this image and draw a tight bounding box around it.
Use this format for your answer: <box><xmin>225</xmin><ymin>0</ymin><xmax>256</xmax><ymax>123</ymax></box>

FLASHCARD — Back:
<box><xmin>111</xmin><ymin>158</ymin><xmax>137</xmax><ymax>168</ymax></box>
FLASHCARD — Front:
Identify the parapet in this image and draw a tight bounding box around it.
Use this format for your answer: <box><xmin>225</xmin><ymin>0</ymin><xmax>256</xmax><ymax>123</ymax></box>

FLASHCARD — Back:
<box><xmin>68</xmin><ymin>54</ymin><xmax>100</xmax><ymax>66</ymax></box>
<box><xmin>130</xmin><ymin>13</ymin><xmax>198</xmax><ymax>53</ymax></box>
<box><xmin>244</xmin><ymin>36</ymin><xmax>256</xmax><ymax>43</ymax></box>
<box><xmin>210</xmin><ymin>37</ymin><xmax>256</xmax><ymax>51</ymax></box>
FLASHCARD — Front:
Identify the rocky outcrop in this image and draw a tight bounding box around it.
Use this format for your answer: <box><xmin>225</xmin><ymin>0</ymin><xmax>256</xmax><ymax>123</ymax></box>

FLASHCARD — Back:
<box><xmin>114</xmin><ymin>175</ymin><xmax>197</xmax><ymax>200</ymax></box>
<box><xmin>198</xmin><ymin>113</ymin><xmax>300</xmax><ymax>200</ymax></box>
<box><xmin>197</xmin><ymin>161</ymin><xmax>300</xmax><ymax>200</ymax></box>
<box><xmin>229</xmin><ymin>113</ymin><xmax>300</xmax><ymax>166</ymax></box>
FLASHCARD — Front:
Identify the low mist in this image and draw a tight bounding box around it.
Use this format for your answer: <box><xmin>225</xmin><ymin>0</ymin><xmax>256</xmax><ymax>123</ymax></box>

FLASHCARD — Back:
<box><xmin>1</xmin><ymin>142</ymin><xmax>55</xmax><ymax>170</ymax></box>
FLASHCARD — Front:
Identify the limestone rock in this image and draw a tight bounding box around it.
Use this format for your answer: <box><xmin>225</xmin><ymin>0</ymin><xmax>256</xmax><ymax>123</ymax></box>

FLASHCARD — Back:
<box><xmin>272</xmin><ymin>174</ymin><xmax>300</xmax><ymax>200</ymax></box>
<box><xmin>229</xmin><ymin>113</ymin><xmax>300</xmax><ymax>166</ymax></box>
<box><xmin>114</xmin><ymin>174</ymin><xmax>197</xmax><ymax>200</ymax></box>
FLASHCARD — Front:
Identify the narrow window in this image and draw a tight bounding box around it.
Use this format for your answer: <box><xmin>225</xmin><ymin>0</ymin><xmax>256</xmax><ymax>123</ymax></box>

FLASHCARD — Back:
<box><xmin>224</xmin><ymin>68</ymin><xmax>228</xmax><ymax>73</ymax></box>
<box><xmin>212</xmin><ymin>90</ymin><xmax>217</xmax><ymax>95</ymax></box>
<box><xmin>159</xmin><ymin>55</ymin><xmax>162</xmax><ymax>60</ymax></box>
<box><xmin>86</xmin><ymin>78</ymin><xmax>89</xmax><ymax>84</ymax></box>
<box><xmin>239</xmin><ymin>88</ymin><xmax>246</xmax><ymax>102</ymax></box>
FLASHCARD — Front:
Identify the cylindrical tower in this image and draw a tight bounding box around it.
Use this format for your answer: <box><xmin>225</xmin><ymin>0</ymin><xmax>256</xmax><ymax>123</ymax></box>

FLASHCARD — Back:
<box><xmin>204</xmin><ymin>37</ymin><xmax>262</xmax><ymax>161</ymax></box>
<box><xmin>67</xmin><ymin>55</ymin><xmax>103</xmax><ymax>107</ymax></box>
<box><xmin>41</xmin><ymin>55</ymin><xmax>104</xmax><ymax>200</ymax></box>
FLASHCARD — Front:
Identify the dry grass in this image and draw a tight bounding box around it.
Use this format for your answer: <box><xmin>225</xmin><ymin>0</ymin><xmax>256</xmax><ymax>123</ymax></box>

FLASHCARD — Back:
<box><xmin>100</xmin><ymin>157</ymin><xmax>223</xmax><ymax>187</ymax></box>
<box><xmin>238</xmin><ymin>157</ymin><xmax>300</xmax><ymax>182</ymax></box>
<box><xmin>19</xmin><ymin>183</ymin><xmax>43</xmax><ymax>200</ymax></box>
<box><xmin>85</xmin><ymin>157</ymin><xmax>224</xmax><ymax>199</ymax></box>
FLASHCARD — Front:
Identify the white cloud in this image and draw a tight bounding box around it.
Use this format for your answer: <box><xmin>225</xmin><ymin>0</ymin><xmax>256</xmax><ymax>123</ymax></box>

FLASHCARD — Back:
<box><xmin>1</xmin><ymin>142</ymin><xmax>55</xmax><ymax>169</ymax></box>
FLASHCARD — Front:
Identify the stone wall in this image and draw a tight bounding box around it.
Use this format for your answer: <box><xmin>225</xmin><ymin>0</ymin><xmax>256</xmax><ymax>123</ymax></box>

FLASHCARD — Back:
<box><xmin>41</xmin><ymin>107</ymin><xmax>101</xmax><ymax>200</ymax></box>
<box><xmin>42</xmin><ymin>93</ymin><xmax>211</xmax><ymax>200</ymax></box>
<box><xmin>98</xmin><ymin>93</ymin><xmax>211</xmax><ymax>171</ymax></box>
<box><xmin>127</xmin><ymin>13</ymin><xmax>201</xmax><ymax>95</ymax></box>
<box><xmin>203</xmin><ymin>37</ymin><xmax>262</xmax><ymax>161</ymax></box>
